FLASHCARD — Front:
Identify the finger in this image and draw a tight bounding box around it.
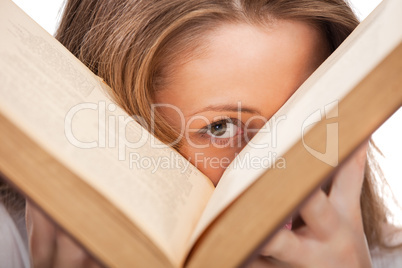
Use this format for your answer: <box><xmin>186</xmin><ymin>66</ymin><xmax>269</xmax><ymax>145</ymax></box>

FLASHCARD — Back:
<box><xmin>26</xmin><ymin>202</ymin><xmax>56</xmax><ymax>268</ymax></box>
<box><xmin>260</xmin><ymin>229</ymin><xmax>301</xmax><ymax>265</ymax></box>
<box><xmin>329</xmin><ymin>141</ymin><xmax>368</xmax><ymax>219</ymax></box>
<box><xmin>53</xmin><ymin>230</ymin><xmax>102</xmax><ymax>268</ymax></box>
<box><xmin>299</xmin><ymin>190</ymin><xmax>340</xmax><ymax>239</ymax></box>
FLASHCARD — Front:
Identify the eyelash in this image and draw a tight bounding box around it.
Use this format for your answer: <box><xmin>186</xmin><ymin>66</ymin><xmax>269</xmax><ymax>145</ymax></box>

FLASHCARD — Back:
<box><xmin>198</xmin><ymin>118</ymin><xmax>244</xmax><ymax>142</ymax></box>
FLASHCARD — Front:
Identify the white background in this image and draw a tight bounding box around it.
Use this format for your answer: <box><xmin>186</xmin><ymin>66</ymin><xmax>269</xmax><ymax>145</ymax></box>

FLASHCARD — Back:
<box><xmin>11</xmin><ymin>0</ymin><xmax>386</xmax><ymax>34</ymax></box>
<box><xmin>11</xmin><ymin>0</ymin><xmax>401</xmax><ymax>224</ymax></box>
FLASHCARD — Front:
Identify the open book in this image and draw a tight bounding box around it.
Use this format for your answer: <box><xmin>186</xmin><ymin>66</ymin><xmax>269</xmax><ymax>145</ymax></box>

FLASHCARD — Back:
<box><xmin>0</xmin><ymin>0</ymin><xmax>401</xmax><ymax>267</ymax></box>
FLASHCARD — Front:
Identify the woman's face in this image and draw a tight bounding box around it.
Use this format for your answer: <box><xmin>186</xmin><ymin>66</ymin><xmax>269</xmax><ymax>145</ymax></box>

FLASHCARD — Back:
<box><xmin>156</xmin><ymin>20</ymin><xmax>330</xmax><ymax>185</ymax></box>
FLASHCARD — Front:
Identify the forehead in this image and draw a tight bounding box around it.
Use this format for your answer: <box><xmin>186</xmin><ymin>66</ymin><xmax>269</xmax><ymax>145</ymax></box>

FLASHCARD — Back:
<box><xmin>156</xmin><ymin>20</ymin><xmax>329</xmax><ymax>118</ymax></box>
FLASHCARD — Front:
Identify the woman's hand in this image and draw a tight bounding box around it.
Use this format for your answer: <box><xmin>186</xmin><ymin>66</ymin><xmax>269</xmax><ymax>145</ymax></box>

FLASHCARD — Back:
<box><xmin>25</xmin><ymin>202</ymin><xmax>102</xmax><ymax>268</ymax></box>
<box><xmin>251</xmin><ymin>142</ymin><xmax>372</xmax><ymax>268</ymax></box>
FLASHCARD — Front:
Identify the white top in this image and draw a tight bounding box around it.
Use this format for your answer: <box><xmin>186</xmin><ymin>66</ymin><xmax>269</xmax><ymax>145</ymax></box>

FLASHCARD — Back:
<box><xmin>372</xmin><ymin>248</ymin><xmax>402</xmax><ymax>268</ymax></box>
<box><xmin>0</xmin><ymin>203</ymin><xmax>29</xmax><ymax>268</ymax></box>
<box><xmin>371</xmin><ymin>224</ymin><xmax>402</xmax><ymax>267</ymax></box>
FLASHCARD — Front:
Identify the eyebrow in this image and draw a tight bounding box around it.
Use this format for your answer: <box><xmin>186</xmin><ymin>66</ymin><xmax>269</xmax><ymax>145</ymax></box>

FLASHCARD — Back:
<box><xmin>189</xmin><ymin>104</ymin><xmax>262</xmax><ymax>117</ymax></box>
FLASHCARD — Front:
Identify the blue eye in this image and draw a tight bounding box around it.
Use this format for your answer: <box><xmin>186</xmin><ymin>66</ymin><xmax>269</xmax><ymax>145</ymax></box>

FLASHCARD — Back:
<box><xmin>207</xmin><ymin>120</ymin><xmax>239</xmax><ymax>138</ymax></box>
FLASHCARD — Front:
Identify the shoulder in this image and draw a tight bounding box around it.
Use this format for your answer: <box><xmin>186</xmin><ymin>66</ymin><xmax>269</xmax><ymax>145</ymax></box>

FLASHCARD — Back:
<box><xmin>371</xmin><ymin>223</ymin><xmax>402</xmax><ymax>268</ymax></box>
<box><xmin>371</xmin><ymin>247</ymin><xmax>402</xmax><ymax>268</ymax></box>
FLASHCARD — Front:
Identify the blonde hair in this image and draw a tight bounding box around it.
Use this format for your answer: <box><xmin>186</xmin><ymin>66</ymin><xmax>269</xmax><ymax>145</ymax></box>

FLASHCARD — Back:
<box><xmin>55</xmin><ymin>0</ymin><xmax>359</xmax><ymax>146</ymax></box>
<box><xmin>0</xmin><ymin>0</ymin><xmax>396</xmax><ymax>252</ymax></box>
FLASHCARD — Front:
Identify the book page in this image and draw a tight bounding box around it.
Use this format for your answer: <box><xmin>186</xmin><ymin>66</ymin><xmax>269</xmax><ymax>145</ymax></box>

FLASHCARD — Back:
<box><xmin>190</xmin><ymin>0</ymin><xmax>402</xmax><ymax>244</ymax></box>
<box><xmin>0</xmin><ymin>1</ymin><xmax>214</xmax><ymax>265</ymax></box>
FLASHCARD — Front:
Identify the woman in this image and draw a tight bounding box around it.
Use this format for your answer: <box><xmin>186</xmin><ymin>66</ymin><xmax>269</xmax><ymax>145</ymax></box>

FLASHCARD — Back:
<box><xmin>2</xmin><ymin>0</ymin><xmax>401</xmax><ymax>267</ymax></box>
